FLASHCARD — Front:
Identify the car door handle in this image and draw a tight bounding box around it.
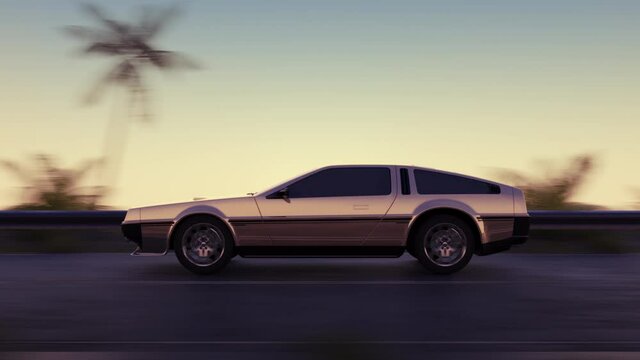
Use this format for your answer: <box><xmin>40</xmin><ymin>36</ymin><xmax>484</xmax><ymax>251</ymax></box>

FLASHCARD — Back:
<box><xmin>353</xmin><ymin>204</ymin><xmax>369</xmax><ymax>210</ymax></box>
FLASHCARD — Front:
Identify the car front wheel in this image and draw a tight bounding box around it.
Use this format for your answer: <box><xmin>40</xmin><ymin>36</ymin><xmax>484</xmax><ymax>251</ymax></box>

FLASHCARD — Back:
<box><xmin>173</xmin><ymin>216</ymin><xmax>234</xmax><ymax>274</ymax></box>
<box><xmin>413</xmin><ymin>215</ymin><xmax>475</xmax><ymax>274</ymax></box>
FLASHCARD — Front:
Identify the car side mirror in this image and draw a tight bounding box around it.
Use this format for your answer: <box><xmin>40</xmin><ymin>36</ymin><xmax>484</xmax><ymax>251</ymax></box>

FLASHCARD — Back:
<box><xmin>267</xmin><ymin>187</ymin><xmax>290</xmax><ymax>202</ymax></box>
<box><xmin>278</xmin><ymin>188</ymin><xmax>290</xmax><ymax>201</ymax></box>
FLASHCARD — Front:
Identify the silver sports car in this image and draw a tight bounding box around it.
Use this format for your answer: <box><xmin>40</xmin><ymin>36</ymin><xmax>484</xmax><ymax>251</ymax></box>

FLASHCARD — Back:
<box><xmin>122</xmin><ymin>165</ymin><xmax>529</xmax><ymax>274</ymax></box>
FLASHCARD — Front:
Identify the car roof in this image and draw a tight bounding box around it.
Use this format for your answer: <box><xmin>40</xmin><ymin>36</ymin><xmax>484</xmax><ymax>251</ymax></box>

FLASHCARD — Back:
<box><xmin>317</xmin><ymin>164</ymin><xmax>445</xmax><ymax>172</ymax></box>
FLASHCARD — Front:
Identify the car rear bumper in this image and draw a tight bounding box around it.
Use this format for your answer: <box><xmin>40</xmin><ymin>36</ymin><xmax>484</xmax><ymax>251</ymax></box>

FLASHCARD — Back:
<box><xmin>476</xmin><ymin>235</ymin><xmax>528</xmax><ymax>255</ymax></box>
<box><xmin>476</xmin><ymin>216</ymin><xmax>529</xmax><ymax>255</ymax></box>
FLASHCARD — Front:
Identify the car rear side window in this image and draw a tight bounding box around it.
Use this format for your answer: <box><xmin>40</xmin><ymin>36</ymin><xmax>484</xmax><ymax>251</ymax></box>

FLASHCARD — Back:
<box><xmin>414</xmin><ymin>170</ymin><xmax>500</xmax><ymax>195</ymax></box>
<box><xmin>287</xmin><ymin>167</ymin><xmax>392</xmax><ymax>198</ymax></box>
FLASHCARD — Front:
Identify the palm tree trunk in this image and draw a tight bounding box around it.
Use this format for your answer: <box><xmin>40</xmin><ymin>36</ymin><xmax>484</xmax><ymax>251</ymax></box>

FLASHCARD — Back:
<box><xmin>98</xmin><ymin>86</ymin><xmax>131</xmax><ymax>199</ymax></box>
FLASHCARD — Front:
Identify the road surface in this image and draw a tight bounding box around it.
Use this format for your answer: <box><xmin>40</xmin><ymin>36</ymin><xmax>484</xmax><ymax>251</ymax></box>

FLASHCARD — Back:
<box><xmin>1</xmin><ymin>253</ymin><xmax>640</xmax><ymax>359</ymax></box>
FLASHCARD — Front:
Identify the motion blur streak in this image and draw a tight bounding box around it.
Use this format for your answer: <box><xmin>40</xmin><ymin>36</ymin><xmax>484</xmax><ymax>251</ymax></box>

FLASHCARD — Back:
<box><xmin>1</xmin><ymin>253</ymin><xmax>640</xmax><ymax>359</ymax></box>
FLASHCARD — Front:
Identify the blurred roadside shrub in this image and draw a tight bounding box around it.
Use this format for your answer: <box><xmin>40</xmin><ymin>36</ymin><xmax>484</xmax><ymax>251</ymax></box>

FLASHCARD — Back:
<box><xmin>496</xmin><ymin>154</ymin><xmax>604</xmax><ymax>210</ymax></box>
<box><xmin>2</xmin><ymin>154</ymin><xmax>107</xmax><ymax>210</ymax></box>
<box><xmin>1</xmin><ymin>155</ymin><xmax>114</xmax><ymax>251</ymax></box>
<box><xmin>496</xmin><ymin>154</ymin><xmax>637</xmax><ymax>252</ymax></box>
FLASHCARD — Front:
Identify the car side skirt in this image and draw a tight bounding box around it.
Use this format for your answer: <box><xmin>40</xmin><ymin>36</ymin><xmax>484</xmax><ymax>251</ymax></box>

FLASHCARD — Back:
<box><xmin>236</xmin><ymin>246</ymin><xmax>405</xmax><ymax>258</ymax></box>
<box><xmin>229</xmin><ymin>216</ymin><xmax>410</xmax><ymax>246</ymax></box>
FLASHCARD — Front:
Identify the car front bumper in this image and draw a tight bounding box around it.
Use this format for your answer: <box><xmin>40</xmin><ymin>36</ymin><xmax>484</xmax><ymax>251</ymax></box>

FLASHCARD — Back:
<box><xmin>122</xmin><ymin>221</ymin><xmax>174</xmax><ymax>255</ymax></box>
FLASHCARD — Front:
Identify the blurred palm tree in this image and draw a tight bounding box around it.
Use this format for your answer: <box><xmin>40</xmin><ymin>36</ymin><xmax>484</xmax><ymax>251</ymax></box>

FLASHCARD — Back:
<box><xmin>496</xmin><ymin>154</ymin><xmax>605</xmax><ymax>210</ymax></box>
<box><xmin>64</xmin><ymin>3</ymin><xmax>198</xmax><ymax>188</ymax></box>
<box><xmin>2</xmin><ymin>155</ymin><xmax>106</xmax><ymax>210</ymax></box>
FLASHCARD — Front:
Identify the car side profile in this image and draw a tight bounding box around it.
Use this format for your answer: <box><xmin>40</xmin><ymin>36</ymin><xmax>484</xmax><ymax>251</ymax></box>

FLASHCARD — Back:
<box><xmin>121</xmin><ymin>165</ymin><xmax>529</xmax><ymax>274</ymax></box>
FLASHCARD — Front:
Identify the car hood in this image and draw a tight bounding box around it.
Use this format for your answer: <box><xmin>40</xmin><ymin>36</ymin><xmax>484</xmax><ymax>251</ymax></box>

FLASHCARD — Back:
<box><xmin>126</xmin><ymin>196</ymin><xmax>259</xmax><ymax>223</ymax></box>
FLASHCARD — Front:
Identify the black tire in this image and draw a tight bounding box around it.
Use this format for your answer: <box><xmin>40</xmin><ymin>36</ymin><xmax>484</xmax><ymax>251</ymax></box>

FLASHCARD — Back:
<box><xmin>173</xmin><ymin>216</ymin><xmax>234</xmax><ymax>275</ymax></box>
<box><xmin>412</xmin><ymin>215</ymin><xmax>475</xmax><ymax>274</ymax></box>
<box><xmin>406</xmin><ymin>244</ymin><xmax>417</xmax><ymax>258</ymax></box>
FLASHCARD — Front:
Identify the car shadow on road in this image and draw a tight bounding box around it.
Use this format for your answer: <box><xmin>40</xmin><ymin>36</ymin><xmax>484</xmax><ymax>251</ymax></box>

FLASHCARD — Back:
<box><xmin>138</xmin><ymin>254</ymin><xmax>517</xmax><ymax>282</ymax></box>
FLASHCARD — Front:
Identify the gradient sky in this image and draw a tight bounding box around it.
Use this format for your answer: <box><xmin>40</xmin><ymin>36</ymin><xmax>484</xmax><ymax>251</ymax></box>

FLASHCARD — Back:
<box><xmin>1</xmin><ymin>0</ymin><xmax>639</xmax><ymax>209</ymax></box>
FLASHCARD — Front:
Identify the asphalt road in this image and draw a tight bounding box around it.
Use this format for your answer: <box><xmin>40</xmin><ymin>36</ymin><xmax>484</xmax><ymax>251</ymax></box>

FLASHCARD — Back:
<box><xmin>1</xmin><ymin>253</ymin><xmax>640</xmax><ymax>359</ymax></box>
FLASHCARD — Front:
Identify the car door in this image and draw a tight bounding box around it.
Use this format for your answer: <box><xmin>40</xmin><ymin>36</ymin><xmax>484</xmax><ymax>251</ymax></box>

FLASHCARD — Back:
<box><xmin>254</xmin><ymin>166</ymin><xmax>397</xmax><ymax>246</ymax></box>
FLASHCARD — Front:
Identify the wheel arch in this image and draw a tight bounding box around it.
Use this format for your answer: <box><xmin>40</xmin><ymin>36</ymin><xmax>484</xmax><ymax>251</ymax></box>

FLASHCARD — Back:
<box><xmin>406</xmin><ymin>207</ymin><xmax>482</xmax><ymax>253</ymax></box>
<box><xmin>168</xmin><ymin>213</ymin><xmax>237</xmax><ymax>250</ymax></box>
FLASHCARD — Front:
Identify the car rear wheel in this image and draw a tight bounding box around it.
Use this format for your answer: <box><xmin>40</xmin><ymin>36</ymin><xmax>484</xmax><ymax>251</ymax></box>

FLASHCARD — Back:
<box><xmin>173</xmin><ymin>216</ymin><xmax>234</xmax><ymax>274</ymax></box>
<box><xmin>413</xmin><ymin>215</ymin><xmax>475</xmax><ymax>274</ymax></box>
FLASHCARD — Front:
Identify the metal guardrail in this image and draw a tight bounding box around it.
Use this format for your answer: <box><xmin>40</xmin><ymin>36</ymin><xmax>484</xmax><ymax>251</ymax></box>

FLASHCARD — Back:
<box><xmin>0</xmin><ymin>211</ymin><xmax>126</xmax><ymax>228</ymax></box>
<box><xmin>529</xmin><ymin>211</ymin><xmax>640</xmax><ymax>230</ymax></box>
<box><xmin>0</xmin><ymin>210</ymin><xmax>638</xmax><ymax>230</ymax></box>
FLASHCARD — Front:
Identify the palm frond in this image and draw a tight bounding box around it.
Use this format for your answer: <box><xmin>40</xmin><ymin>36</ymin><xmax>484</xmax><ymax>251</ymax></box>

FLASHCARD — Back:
<box><xmin>81</xmin><ymin>3</ymin><xmax>130</xmax><ymax>36</ymax></box>
<box><xmin>72</xmin><ymin>158</ymin><xmax>104</xmax><ymax>183</ymax></box>
<box><xmin>63</xmin><ymin>25</ymin><xmax>116</xmax><ymax>43</ymax></box>
<box><xmin>138</xmin><ymin>5</ymin><xmax>154</xmax><ymax>28</ymax></box>
<box><xmin>68</xmin><ymin>3</ymin><xmax>199</xmax><ymax>120</ymax></box>
<box><xmin>145</xmin><ymin>50</ymin><xmax>200</xmax><ymax>70</ymax></box>
<box><xmin>139</xmin><ymin>4</ymin><xmax>181</xmax><ymax>40</ymax></box>
<box><xmin>84</xmin><ymin>42</ymin><xmax>127</xmax><ymax>55</ymax></box>
<box><xmin>0</xmin><ymin>160</ymin><xmax>32</xmax><ymax>182</ymax></box>
<box><xmin>35</xmin><ymin>154</ymin><xmax>57</xmax><ymax>177</ymax></box>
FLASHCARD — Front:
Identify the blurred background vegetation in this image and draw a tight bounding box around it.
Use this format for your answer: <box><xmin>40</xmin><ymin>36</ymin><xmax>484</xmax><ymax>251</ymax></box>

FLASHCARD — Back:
<box><xmin>1</xmin><ymin>153</ymin><xmax>607</xmax><ymax>211</ymax></box>
<box><xmin>496</xmin><ymin>154</ymin><xmax>604</xmax><ymax>211</ymax></box>
<box><xmin>1</xmin><ymin>154</ymin><xmax>107</xmax><ymax>210</ymax></box>
<box><xmin>2</xmin><ymin>3</ymin><xmax>196</xmax><ymax>211</ymax></box>
<box><xmin>496</xmin><ymin>154</ymin><xmax>639</xmax><ymax>253</ymax></box>
<box><xmin>63</xmin><ymin>3</ymin><xmax>198</xmax><ymax>190</ymax></box>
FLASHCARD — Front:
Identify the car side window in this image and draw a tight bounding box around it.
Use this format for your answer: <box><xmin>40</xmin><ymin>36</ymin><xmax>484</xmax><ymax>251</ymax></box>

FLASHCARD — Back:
<box><xmin>414</xmin><ymin>170</ymin><xmax>500</xmax><ymax>195</ymax></box>
<box><xmin>286</xmin><ymin>167</ymin><xmax>392</xmax><ymax>198</ymax></box>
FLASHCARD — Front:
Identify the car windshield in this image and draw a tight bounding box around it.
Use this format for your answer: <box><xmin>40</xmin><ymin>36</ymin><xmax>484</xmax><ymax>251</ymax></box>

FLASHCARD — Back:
<box><xmin>251</xmin><ymin>171</ymin><xmax>311</xmax><ymax>196</ymax></box>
